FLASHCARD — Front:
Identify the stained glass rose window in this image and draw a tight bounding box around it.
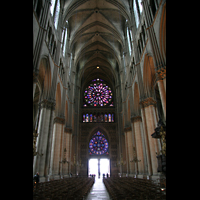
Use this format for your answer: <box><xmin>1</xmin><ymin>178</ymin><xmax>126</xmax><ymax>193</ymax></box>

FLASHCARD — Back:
<box><xmin>89</xmin><ymin>131</ymin><xmax>109</xmax><ymax>155</ymax></box>
<box><xmin>83</xmin><ymin>79</ymin><xmax>113</xmax><ymax>107</ymax></box>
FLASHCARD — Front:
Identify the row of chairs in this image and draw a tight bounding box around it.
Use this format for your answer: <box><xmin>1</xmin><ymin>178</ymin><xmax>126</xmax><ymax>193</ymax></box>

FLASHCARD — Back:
<box><xmin>103</xmin><ymin>177</ymin><xmax>166</xmax><ymax>200</ymax></box>
<box><xmin>33</xmin><ymin>177</ymin><xmax>95</xmax><ymax>200</ymax></box>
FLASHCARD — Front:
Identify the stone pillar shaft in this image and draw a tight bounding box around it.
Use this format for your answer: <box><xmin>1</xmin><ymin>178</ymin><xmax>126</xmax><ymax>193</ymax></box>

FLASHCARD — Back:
<box><xmin>33</xmin><ymin>99</ymin><xmax>55</xmax><ymax>178</ymax></box>
<box><xmin>50</xmin><ymin>117</ymin><xmax>65</xmax><ymax>176</ymax></box>
<box><xmin>132</xmin><ymin>116</ymin><xmax>144</xmax><ymax>174</ymax></box>
<box><xmin>140</xmin><ymin>97</ymin><xmax>158</xmax><ymax>175</ymax></box>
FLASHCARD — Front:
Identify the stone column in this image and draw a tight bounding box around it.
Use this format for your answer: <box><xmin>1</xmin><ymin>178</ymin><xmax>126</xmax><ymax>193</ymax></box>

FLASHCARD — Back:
<box><xmin>156</xmin><ymin>68</ymin><xmax>166</xmax><ymax>120</ymax></box>
<box><xmin>140</xmin><ymin>97</ymin><xmax>158</xmax><ymax>176</ymax></box>
<box><xmin>63</xmin><ymin>127</ymin><xmax>72</xmax><ymax>176</ymax></box>
<box><xmin>49</xmin><ymin>116</ymin><xmax>65</xmax><ymax>179</ymax></box>
<box><xmin>140</xmin><ymin>106</ymin><xmax>152</xmax><ymax>176</ymax></box>
<box><xmin>46</xmin><ymin>104</ymin><xmax>55</xmax><ymax>181</ymax></box>
<box><xmin>33</xmin><ymin>99</ymin><xmax>55</xmax><ymax>180</ymax></box>
<box><xmin>124</xmin><ymin>127</ymin><xmax>134</xmax><ymax>175</ymax></box>
<box><xmin>124</xmin><ymin>132</ymin><xmax>129</xmax><ymax>175</ymax></box>
<box><xmin>131</xmin><ymin>116</ymin><xmax>144</xmax><ymax>175</ymax></box>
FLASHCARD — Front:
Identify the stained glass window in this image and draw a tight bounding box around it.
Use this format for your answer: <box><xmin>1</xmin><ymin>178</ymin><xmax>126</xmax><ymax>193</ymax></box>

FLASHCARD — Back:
<box><xmin>90</xmin><ymin>114</ymin><xmax>93</xmax><ymax>122</ymax></box>
<box><xmin>104</xmin><ymin>114</ymin><xmax>107</xmax><ymax>122</ymax></box>
<box><xmin>93</xmin><ymin>114</ymin><xmax>96</xmax><ymax>122</ymax></box>
<box><xmin>83</xmin><ymin>114</ymin><xmax>85</xmax><ymax>122</ymax></box>
<box><xmin>112</xmin><ymin>114</ymin><xmax>114</xmax><ymax>122</ymax></box>
<box><xmin>108</xmin><ymin>114</ymin><xmax>111</xmax><ymax>122</ymax></box>
<box><xmin>100</xmin><ymin>114</ymin><xmax>104</xmax><ymax>122</ymax></box>
<box><xmin>83</xmin><ymin>79</ymin><xmax>113</xmax><ymax>107</ymax></box>
<box><xmin>89</xmin><ymin>131</ymin><xmax>109</xmax><ymax>155</ymax></box>
<box><xmin>86</xmin><ymin>114</ymin><xmax>89</xmax><ymax>122</ymax></box>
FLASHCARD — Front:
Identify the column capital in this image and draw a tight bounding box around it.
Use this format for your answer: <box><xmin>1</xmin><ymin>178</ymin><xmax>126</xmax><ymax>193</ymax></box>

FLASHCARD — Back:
<box><xmin>139</xmin><ymin>97</ymin><xmax>157</xmax><ymax>108</ymax></box>
<box><xmin>54</xmin><ymin>116</ymin><xmax>65</xmax><ymax>124</ymax></box>
<box><xmin>64</xmin><ymin>126</ymin><xmax>72</xmax><ymax>134</ymax></box>
<box><xmin>124</xmin><ymin>126</ymin><xmax>132</xmax><ymax>132</ymax></box>
<box><xmin>131</xmin><ymin>116</ymin><xmax>142</xmax><ymax>123</ymax></box>
<box><xmin>39</xmin><ymin>99</ymin><xmax>56</xmax><ymax>110</ymax></box>
<box><xmin>157</xmin><ymin>66</ymin><xmax>166</xmax><ymax>80</ymax></box>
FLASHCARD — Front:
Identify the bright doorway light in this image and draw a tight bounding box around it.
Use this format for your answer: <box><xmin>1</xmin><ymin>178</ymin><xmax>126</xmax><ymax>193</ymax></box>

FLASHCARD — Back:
<box><xmin>88</xmin><ymin>159</ymin><xmax>98</xmax><ymax>176</ymax></box>
<box><xmin>100</xmin><ymin>159</ymin><xmax>110</xmax><ymax>176</ymax></box>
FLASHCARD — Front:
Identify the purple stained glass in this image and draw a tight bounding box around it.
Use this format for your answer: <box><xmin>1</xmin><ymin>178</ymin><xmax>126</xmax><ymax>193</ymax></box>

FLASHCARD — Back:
<box><xmin>83</xmin><ymin>79</ymin><xmax>113</xmax><ymax>107</ymax></box>
<box><xmin>89</xmin><ymin>131</ymin><xmax>109</xmax><ymax>155</ymax></box>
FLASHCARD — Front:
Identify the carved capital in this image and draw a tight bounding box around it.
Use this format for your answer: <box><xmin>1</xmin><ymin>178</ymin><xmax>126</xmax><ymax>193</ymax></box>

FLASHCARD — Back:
<box><xmin>139</xmin><ymin>97</ymin><xmax>157</xmax><ymax>108</ymax></box>
<box><xmin>157</xmin><ymin>66</ymin><xmax>166</xmax><ymax>80</ymax></box>
<box><xmin>64</xmin><ymin>126</ymin><xmax>72</xmax><ymax>134</ymax></box>
<box><xmin>131</xmin><ymin>116</ymin><xmax>142</xmax><ymax>123</ymax></box>
<box><xmin>39</xmin><ymin>99</ymin><xmax>56</xmax><ymax>110</ymax></box>
<box><xmin>155</xmin><ymin>73</ymin><xmax>163</xmax><ymax>82</ymax></box>
<box><xmin>54</xmin><ymin>116</ymin><xmax>65</xmax><ymax>124</ymax></box>
<box><xmin>124</xmin><ymin>126</ymin><xmax>131</xmax><ymax>132</ymax></box>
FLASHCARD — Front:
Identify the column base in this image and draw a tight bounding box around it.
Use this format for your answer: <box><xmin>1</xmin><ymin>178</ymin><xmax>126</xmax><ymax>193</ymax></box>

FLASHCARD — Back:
<box><xmin>148</xmin><ymin>173</ymin><xmax>164</xmax><ymax>183</ymax></box>
<box><xmin>63</xmin><ymin>174</ymin><xmax>70</xmax><ymax>178</ymax></box>
<box><xmin>39</xmin><ymin>176</ymin><xmax>46</xmax><ymax>183</ymax></box>
<box><xmin>137</xmin><ymin>174</ymin><xmax>144</xmax><ymax>179</ymax></box>
<box><xmin>54</xmin><ymin>175</ymin><xmax>61</xmax><ymax>180</ymax></box>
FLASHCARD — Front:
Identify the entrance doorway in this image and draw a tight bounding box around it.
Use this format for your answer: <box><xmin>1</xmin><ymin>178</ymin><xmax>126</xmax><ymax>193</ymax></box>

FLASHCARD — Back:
<box><xmin>100</xmin><ymin>159</ymin><xmax>110</xmax><ymax>177</ymax></box>
<box><xmin>88</xmin><ymin>159</ymin><xmax>98</xmax><ymax>176</ymax></box>
<box><xmin>88</xmin><ymin>158</ymin><xmax>110</xmax><ymax>177</ymax></box>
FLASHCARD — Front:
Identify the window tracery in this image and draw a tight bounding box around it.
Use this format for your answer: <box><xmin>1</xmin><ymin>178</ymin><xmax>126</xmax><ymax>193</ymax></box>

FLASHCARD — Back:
<box><xmin>89</xmin><ymin>131</ymin><xmax>109</xmax><ymax>155</ymax></box>
<box><xmin>82</xmin><ymin>112</ymin><xmax>114</xmax><ymax>123</ymax></box>
<box><xmin>83</xmin><ymin>79</ymin><xmax>113</xmax><ymax>107</ymax></box>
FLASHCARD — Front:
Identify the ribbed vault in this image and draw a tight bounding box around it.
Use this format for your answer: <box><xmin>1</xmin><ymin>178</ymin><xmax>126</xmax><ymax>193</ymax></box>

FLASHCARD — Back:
<box><xmin>62</xmin><ymin>0</ymin><xmax>131</xmax><ymax>87</ymax></box>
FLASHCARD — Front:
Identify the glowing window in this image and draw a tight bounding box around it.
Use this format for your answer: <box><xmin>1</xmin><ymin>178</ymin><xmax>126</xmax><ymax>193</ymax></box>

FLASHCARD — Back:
<box><xmin>104</xmin><ymin>114</ymin><xmax>108</xmax><ymax>122</ymax></box>
<box><xmin>83</xmin><ymin>79</ymin><xmax>113</xmax><ymax>107</ymax></box>
<box><xmin>50</xmin><ymin>0</ymin><xmax>56</xmax><ymax>16</ymax></box>
<box><xmin>86</xmin><ymin>114</ymin><xmax>89</xmax><ymax>122</ymax></box>
<box><xmin>90</xmin><ymin>114</ymin><xmax>93</xmax><ymax>122</ymax></box>
<box><xmin>112</xmin><ymin>114</ymin><xmax>114</xmax><ymax>122</ymax></box>
<box><xmin>108</xmin><ymin>114</ymin><xmax>111</xmax><ymax>122</ymax></box>
<box><xmin>89</xmin><ymin>131</ymin><xmax>109</xmax><ymax>155</ymax></box>
<box><xmin>54</xmin><ymin>0</ymin><xmax>60</xmax><ymax>29</ymax></box>
<box><xmin>83</xmin><ymin>114</ymin><xmax>85</xmax><ymax>122</ymax></box>
<box><xmin>134</xmin><ymin>0</ymin><xmax>139</xmax><ymax>28</ymax></box>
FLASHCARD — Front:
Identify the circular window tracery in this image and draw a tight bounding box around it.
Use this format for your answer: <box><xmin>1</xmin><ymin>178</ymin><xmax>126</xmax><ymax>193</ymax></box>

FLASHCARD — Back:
<box><xmin>89</xmin><ymin>131</ymin><xmax>109</xmax><ymax>155</ymax></box>
<box><xmin>83</xmin><ymin>79</ymin><xmax>113</xmax><ymax>107</ymax></box>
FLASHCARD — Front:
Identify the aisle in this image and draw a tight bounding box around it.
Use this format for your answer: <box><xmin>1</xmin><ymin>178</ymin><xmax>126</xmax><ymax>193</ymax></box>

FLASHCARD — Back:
<box><xmin>86</xmin><ymin>177</ymin><xmax>111</xmax><ymax>200</ymax></box>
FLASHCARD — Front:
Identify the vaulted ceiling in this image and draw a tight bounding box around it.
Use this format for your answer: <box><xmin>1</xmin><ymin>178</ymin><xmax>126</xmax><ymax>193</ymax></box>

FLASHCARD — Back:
<box><xmin>63</xmin><ymin>0</ymin><xmax>131</xmax><ymax>87</ymax></box>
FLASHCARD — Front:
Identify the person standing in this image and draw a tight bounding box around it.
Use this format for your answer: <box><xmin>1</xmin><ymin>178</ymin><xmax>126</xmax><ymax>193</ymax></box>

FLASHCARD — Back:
<box><xmin>33</xmin><ymin>172</ymin><xmax>40</xmax><ymax>188</ymax></box>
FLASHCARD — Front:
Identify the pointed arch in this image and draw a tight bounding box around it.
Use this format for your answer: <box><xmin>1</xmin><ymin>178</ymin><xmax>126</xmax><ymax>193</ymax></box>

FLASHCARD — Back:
<box><xmin>38</xmin><ymin>56</ymin><xmax>51</xmax><ymax>99</ymax></box>
<box><xmin>87</xmin><ymin>126</ymin><xmax>111</xmax><ymax>147</ymax></box>
<box><xmin>143</xmin><ymin>54</ymin><xmax>156</xmax><ymax>98</ymax></box>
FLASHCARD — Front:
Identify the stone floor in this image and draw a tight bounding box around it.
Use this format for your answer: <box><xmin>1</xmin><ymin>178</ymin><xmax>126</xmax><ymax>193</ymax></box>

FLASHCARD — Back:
<box><xmin>85</xmin><ymin>176</ymin><xmax>111</xmax><ymax>200</ymax></box>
